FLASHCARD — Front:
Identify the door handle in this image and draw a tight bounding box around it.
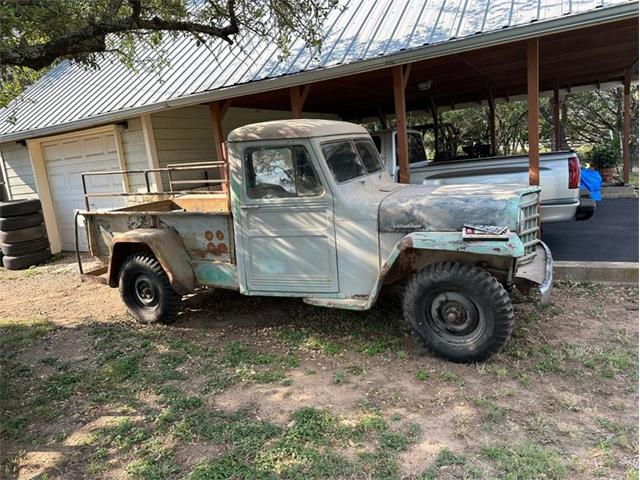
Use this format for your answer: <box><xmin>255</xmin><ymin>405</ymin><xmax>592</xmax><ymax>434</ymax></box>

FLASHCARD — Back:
<box><xmin>240</xmin><ymin>205</ymin><xmax>261</xmax><ymax>210</ymax></box>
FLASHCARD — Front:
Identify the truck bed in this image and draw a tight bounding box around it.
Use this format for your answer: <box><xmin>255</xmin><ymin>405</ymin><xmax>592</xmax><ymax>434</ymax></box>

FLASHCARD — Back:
<box><xmin>82</xmin><ymin>193</ymin><xmax>233</xmax><ymax>265</ymax></box>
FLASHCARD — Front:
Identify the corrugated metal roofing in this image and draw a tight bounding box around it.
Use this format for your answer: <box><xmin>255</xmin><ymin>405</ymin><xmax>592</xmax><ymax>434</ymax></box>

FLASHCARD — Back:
<box><xmin>0</xmin><ymin>0</ymin><xmax>635</xmax><ymax>141</ymax></box>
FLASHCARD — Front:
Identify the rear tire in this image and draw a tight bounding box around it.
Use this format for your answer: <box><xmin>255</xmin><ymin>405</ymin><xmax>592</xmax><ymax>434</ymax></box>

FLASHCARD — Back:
<box><xmin>403</xmin><ymin>262</ymin><xmax>514</xmax><ymax>363</ymax></box>
<box><xmin>118</xmin><ymin>253</ymin><xmax>181</xmax><ymax>324</ymax></box>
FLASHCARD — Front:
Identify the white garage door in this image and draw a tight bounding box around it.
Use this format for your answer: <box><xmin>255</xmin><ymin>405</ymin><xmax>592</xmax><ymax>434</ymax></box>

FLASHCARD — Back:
<box><xmin>43</xmin><ymin>131</ymin><xmax>124</xmax><ymax>251</ymax></box>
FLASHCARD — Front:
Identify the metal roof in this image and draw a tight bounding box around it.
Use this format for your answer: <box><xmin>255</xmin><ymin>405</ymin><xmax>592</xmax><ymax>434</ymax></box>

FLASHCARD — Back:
<box><xmin>0</xmin><ymin>0</ymin><xmax>636</xmax><ymax>142</ymax></box>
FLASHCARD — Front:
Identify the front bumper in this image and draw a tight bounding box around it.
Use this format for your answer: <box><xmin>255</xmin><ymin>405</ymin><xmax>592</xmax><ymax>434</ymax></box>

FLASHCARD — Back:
<box><xmin>514</xmin><ymin>241</ymin><xmax>553</xmax><ymax>302</ymax></box>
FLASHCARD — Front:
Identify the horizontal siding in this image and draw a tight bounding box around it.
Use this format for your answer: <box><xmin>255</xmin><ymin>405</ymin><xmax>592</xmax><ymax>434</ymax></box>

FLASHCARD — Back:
<box><xmin>0</xmin><ymin>142</ymin><xmax>38</xmax><ymax>200</ymax></box>
<box><xmin>151</xmin><ymin>106</ymin><xmax>218</xmax><ymax>191</ymax></box>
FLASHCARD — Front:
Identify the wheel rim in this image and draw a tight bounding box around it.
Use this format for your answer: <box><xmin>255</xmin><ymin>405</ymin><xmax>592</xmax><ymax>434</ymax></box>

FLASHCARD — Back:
<box><xmin>425</xmin><ymin>290</ymin><xmax>485</xmax><ymax>345</ymax></box>
<box><xmin>133</xmin><ymin>274</ymin><xmax>159</xmax><ymax>308</ymax></box>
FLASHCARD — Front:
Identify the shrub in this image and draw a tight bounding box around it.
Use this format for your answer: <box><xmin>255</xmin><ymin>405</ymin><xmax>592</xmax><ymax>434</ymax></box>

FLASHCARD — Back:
<box><xmin>588</xmin><ymin>142</ymin><xmax>620</xmax><ymax>169</ymax></box>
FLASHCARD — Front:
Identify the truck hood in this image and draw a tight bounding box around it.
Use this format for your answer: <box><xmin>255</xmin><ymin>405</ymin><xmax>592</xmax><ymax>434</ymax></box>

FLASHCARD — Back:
<box><xmin>378</xmin><ymin>184</ymin><xmax>539</xmax><ymax>233</ymax></box>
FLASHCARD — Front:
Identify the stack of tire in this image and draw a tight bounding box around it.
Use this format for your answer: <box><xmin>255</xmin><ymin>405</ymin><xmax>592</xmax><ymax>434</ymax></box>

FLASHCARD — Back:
<box><xmin>0</xmin><ymin>199</ymin><xmax>51</xmax><ymax>270</ymax></box>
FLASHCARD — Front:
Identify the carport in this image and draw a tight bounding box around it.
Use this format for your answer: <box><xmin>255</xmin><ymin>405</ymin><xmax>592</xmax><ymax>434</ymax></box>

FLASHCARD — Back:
<box><xmin>211</xmin><ymin>15</ymin><xmax>638</xmax><ymax>187</ymax></box>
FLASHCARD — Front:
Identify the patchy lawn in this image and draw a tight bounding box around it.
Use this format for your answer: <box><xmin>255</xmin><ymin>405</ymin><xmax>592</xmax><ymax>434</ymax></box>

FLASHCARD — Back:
<box><xmin>0</xmin><ymin>255</ymin><xmax>638</xmax><ymax>479</ymax></box>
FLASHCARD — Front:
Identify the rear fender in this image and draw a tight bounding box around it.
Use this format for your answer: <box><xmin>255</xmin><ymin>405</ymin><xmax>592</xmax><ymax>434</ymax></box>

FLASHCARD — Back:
<box><xmin>108</xmin><ymin>228</ymin><xmax>195</xmax><ymax>294</ymax></box>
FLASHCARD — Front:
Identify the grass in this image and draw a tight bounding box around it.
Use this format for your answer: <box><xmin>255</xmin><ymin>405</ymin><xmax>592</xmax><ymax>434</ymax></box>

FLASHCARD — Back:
<box><xmin>480</xmin><ymin>442</ymin><xmax>567</xmax><ymax>479</ymax></box>
<box><xmin>0</xmin><ymin>317</ymin><xmax>54</xmax><ymax>353</ymax></box>
<box><xmin>473</xmin><ymin>397</ymin><xmax>508</xmax><ymax>424</ymax></box>
<box><xmin>440</xmin><ymin>371</ymin><xmax>460</xmax><ymax>383</ymax></box>
<box><xmin>421</xmin><ymin>448</ymin><xmax>474</xmax><ymax>480</ymax></box>
<box><xmin>1</xmin><ymin>280</ymin><xmax>637</xmax><ymax>479</ymax></box>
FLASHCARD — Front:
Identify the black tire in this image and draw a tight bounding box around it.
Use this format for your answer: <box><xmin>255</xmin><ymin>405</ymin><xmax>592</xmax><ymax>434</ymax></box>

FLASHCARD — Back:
<box><xmin>0</xmin><ymin>211</ymin><xmax>44</xmax><ymax>231</ymax></box>
<box><xmin>118</xmin><ymin>253</ymin><xmax>181</xmax><ymax>324</ymax></box>
<box><xmin>0</xmin><ymin>199</ymin><xmax>42</xmax><ymax>217</ymax></box>
<box><xmin>0</xmin><ymin>224</ymin><xmax>46</xmax><ymax>244</ymax></box>
<box><xmin>403</xmin><ymin>262</ymin><xmax>514</xmax><ymax>363</ymax></box>
<box><xmin>1</xmin><ymin>237</ymin><xmax>50</xmax><ymax>256</ymax></box>
<box><xmin>2</xmin><ymin>248</ymin><xmax>51</xmax><ymax>270</ymax></box>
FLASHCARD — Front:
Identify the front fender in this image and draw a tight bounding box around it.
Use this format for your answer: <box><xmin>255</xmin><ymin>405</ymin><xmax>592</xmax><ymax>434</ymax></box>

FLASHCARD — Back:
<box><xmin>108</xmin><ymin>228</ymin><xmax>195</xmax><ymax>294</ymax></box>
<box><xmin>399</xmin><ymin>231</ymin><xmax>525</xmax><ymax>257</ymax></box>
<box><xmin>361</xmin><ymin>231</ymin><xmax>524</xmax><ymax>309</ymax></box>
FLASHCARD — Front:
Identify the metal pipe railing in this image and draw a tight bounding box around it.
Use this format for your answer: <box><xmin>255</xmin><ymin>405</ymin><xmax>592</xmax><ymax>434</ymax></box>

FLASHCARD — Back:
<box><xmin>80</xmin><ymin>162</ymin><xmax>228</xmax><ymax>212</ymax></box>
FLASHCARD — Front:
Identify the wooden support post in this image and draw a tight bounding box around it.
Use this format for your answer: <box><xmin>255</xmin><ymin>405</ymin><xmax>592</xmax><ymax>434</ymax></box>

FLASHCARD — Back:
<box><xmin>623</xmin><ymin>68</ymin><xmax>631</xmax><ymax>184</ymax></box>
<box><xmin>393</xmin><ymin>64</ymin><xmax>411</xmax><ymax>184</ymax></box>
<box><xmin>527</xmin><ymin>38</ymin><xmax>540</xmax><ymax>186</ymax></box>
<box><xmin>290</xmin><ymin>84</ymin><xmax>311</xmax><ymax>119</ymax></box>
<box><xmin>488</xmin><ymin>90</ymin><xmax>497</xmax><ymax>156</ymax></box>
<box><xmin>553</xmin><ymin>80</ymin><xmax>561</xmax><ymax>151</ymax></box>
<box><xmin>209</xmin><ymin>101</ymin><xmax>229</xmax><ymax>192</ymax></box>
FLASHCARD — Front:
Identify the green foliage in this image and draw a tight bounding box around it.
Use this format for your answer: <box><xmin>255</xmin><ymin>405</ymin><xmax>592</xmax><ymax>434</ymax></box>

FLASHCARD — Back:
<box><xmin>0</xmin><ymin>67</ymin><xmax>45</xmax><ymax>111</ymax></box>
<box><xmin>0</xmin><ymin>0</ymin><xmax>339</xmax><ymax>109</ymax></box>
<box><xmin>423</xmin><ymin>87</ymin><xmax>638</xmax><ymax>161</ymax></box>
<box><xmin>587</xmin><ymin>141</ymin><xmax>621</xmax><ymax>168</ymax></box>
<box><xmin>481</xmin><ymin>442</ymin><xmax>566</xmax><ymax>479</ymax></box>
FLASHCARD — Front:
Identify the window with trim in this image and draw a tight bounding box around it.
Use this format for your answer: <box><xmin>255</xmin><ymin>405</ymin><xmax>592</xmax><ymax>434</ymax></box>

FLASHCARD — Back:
<box><xmin>321</xmin><ymin>138</ymin><xmax>383</xmax><ymax>183</ymax></box>
<box><xmin>245</xmin><ymin>145</ymin><xmax>323</xmax><ymax>199</ymax></box>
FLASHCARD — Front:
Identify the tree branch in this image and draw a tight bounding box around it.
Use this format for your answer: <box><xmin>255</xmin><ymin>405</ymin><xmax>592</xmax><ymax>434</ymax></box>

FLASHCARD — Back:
<box><xmin>0</xmin><ymin>1</ymin><xmax>240</xmax><ymax>70</ymax></box>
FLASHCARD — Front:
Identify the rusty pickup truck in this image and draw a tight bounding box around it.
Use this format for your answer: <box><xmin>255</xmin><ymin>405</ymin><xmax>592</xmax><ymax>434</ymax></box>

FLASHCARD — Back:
<box><xmin>78</xmin><ymin>119</ymin><xmax>552</xmax><ymax>362</ymax></box>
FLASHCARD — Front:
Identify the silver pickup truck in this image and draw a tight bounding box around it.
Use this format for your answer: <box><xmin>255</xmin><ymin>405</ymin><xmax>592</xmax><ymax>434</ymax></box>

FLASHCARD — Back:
<box><xmin>370</xmin><ymin>128</ymin><xmax>593</xmax><ymax>223</ymax></box>
<box><xmin>77</xmin><ymin>120</ymin><xmax>552</xmax><ymax>363</ymax></box>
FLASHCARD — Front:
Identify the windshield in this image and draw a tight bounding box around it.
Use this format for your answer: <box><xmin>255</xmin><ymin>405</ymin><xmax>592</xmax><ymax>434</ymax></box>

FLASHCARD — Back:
<box><xmin>321</xmin><ymin>138</ymin><xmax>382</xmax><ymax>183</ymax></box>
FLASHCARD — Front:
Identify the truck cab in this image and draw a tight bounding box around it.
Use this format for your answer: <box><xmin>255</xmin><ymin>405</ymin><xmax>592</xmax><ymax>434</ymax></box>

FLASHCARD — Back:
<box><xmin>79</xmin><ymin>119</ymin><xmax>552</xmax><ymax>362</ymax></box>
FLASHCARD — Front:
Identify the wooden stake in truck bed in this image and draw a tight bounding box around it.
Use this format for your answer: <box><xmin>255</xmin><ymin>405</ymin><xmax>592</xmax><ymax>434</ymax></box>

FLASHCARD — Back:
<box><xmin>78</xmin><ymin>120</ymin><xmax>552</xmax><ymax>363</ymax></box>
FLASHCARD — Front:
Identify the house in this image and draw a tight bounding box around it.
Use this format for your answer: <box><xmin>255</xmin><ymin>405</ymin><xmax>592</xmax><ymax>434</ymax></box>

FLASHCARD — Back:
<box><xmin>0</xmin><ymin>0</ymin><xmax>637</xmax><ymax>253</ymax></box>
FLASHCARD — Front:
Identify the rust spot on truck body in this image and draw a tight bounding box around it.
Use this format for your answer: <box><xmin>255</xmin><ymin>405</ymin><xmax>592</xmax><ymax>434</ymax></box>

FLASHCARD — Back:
<box><xmin>207</xmin><ymin>242</ymin><xmax>228</xmax><ymax>256</ymax></box>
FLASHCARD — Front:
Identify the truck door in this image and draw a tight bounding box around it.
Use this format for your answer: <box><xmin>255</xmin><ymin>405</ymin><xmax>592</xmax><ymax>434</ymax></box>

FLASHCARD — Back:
<box><xmin>237</xmin><ymin>142</ymin><xmax>339</xmax><ymax>293</ymax></box>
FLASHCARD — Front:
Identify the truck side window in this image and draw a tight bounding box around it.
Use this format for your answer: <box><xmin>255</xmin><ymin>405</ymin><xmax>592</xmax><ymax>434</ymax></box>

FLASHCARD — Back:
<box><xmin>354</xmin><ymin>139</ymin><xmax>383</xmax><ymax>173</ymax></box>
<box><xmin>321</xmin><ymin>141</ymin><xmax>365</xmax><ymax>182</ymax></box>
<box><xmin>245</xmin><ymin>146</ymin><xmax>322</xmax><ymax>199</ymax></box>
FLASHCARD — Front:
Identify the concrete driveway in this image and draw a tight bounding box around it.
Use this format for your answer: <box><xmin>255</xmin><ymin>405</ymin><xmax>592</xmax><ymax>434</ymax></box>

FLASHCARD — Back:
<box><xmin>542</xmin><ymin>198</ymin><xmax>639</xmax><ymax>262</ymax></box>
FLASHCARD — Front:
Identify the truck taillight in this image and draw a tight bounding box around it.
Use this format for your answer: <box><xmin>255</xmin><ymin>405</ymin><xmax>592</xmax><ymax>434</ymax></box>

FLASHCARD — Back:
<box><xmin>568</xmin><ymin>156</ymin><xmax>580</xmax><ymax>189</ymax></box>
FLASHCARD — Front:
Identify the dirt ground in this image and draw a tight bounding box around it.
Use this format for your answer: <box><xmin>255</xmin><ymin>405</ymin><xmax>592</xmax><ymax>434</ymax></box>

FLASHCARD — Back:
<box><xmin>0</xmin><ymin>254</ymin><xmax>638</xmax><ymax>480</ymax></box>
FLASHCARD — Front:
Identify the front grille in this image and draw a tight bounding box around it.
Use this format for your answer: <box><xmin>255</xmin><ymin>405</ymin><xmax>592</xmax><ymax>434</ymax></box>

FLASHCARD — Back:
<box><xmin>518</xmin><ymin>192</ymin><xmax>541</xmax><ymax>264</ymax></box>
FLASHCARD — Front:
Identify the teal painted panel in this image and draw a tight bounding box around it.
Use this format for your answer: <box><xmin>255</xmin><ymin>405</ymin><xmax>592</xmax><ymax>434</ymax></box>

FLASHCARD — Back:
<box><xmin>194</xmin><ymin>261</ymin><xmax>239</xmax><ymax>289</ymax></box>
